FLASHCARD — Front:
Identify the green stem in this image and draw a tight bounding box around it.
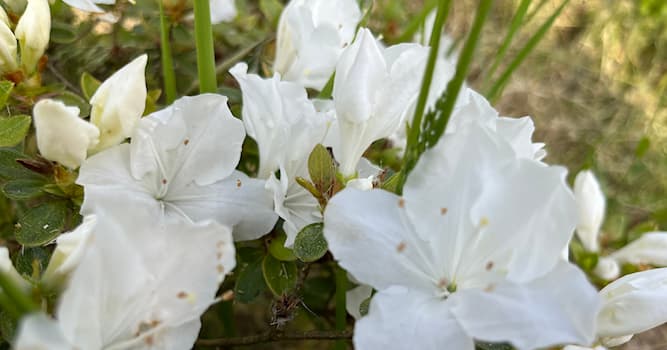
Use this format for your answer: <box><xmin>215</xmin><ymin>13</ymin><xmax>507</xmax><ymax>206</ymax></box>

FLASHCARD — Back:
<box><xmin>334</xmin><ymin>265</ymin><xmax>348</xmax><ymax>350</ymax></box>
<box><xmin>158</xmin><ymin>0</ymin><xmax>177</xmax><ymax>104</ymax></box>
<box><xmin>486</xmin><ymin>0</ymin><xmax>570</xmax><ymax>103</ymax></box>
<box><xmin>193</xmin><ymin>0</ymin><xmax>217</xmax><ymax>94</ymax></box>
<box><xmin>524</xmin><ymin>0</ymin><xmax>550</xmax><ymax>24</ymax></box>
<box><xmin>483</xmin><ymin>0</ymin><xmax>532</xmax><ymax>86</ymax></box>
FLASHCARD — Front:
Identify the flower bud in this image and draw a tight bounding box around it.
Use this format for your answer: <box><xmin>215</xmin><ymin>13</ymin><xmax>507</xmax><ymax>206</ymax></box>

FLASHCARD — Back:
<box><xmin>89</xmin><ymin>54</ymin><xmax>147</xmax><ymax>152</ymax></box>
<box><xmin>610</xmin><ymin>232</ymin><xmax>667</xmax><ymax>266</ymax></box>
<box><xmin>593</xmin><ymin>256</ymin><xmax>620</xmax><ymax>281</ymax></box>
<box><xmin>34</xmin><ymin>99</ymin><xmax>100</xmax><ymax>169</ymax></box>
<box><xmin>14</xmin><ymin>0</ymin><xmax>50</xmax><ymax>75</ymax></box>
<box><xmin>574</xmin><ymin>170</ymin><xmax>606</xmax><ymax>252</ymax></box>
<box><xmin>42</xmin><ymin>215</ymin><xmax>96</xmax><ymax>286</ymax></box>
<box><xmin>0</xmin><ymin>20</ymin><xmax>18</xmax><ymax>75</ymax></box>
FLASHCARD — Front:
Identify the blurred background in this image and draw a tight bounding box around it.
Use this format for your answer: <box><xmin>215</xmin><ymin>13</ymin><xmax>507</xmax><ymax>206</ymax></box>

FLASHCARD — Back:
<box><xmin>24</xmin><ymin>0</ymin><xmax>667</xmax><ymax>348</ymax></box>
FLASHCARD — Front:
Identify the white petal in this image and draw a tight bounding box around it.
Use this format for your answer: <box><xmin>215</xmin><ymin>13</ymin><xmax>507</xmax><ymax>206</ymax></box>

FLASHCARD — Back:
<box><xmin>89</xmin><ymin>54</ymin><xmax>147</xmax><ymax>152</ymax></box>
<box><xmin>346</xmin><ymin>284</ymin><xmax>372</xmax><ymax>320</ymax></box>
<box><xmin>209</xmin><ymin>0</ymin><xmax>236</xmax><ymax>24</ymax></box>
<box><xmin>0</xmin><ymin>20</ymin><xmax>18</xmax><ymax>74</ymax></box>
<box><xmin>34</xmin><ymin>99</ymin><xmax>100</xmax><ymax>169</ymax></box>
<box><xmin>0</xmin><ymin>246</ymin><xmax>28</xmax><ymax>289</ymax></box>
<box><xmin>324</xmin><ymin>188</ymin><xmax>438</xmax><ymax>293</ymax></box>
<box><xmin>354</xmin><ymin>286</ymin><xmax>474</xmax><ymax>350</ymax></box>
<box><xmin>168</xmin><ymin>171</ymin><xmax>278</xmax><ymax>241</ymax></box>
<box><xmin>274</xmin><ymin>0</ymin><xmax>361</xmax><ymax>90</ymax></box>
<box><xmin>14</xmin><ymin>0</ymin><xmax>50</xmax><ymax>74</ymax></box>
<box><xmin>574</xmin><ymin>170</ymin><xmax>606</xmax><ymax>252</ymax></box>
<box><xmin>610</xmin><ymin>232</ymin><xmax>667</xmax><ymax>266</ymax></box>
<box><xmin>14</xmin><ymin>313</ymin><xmax>72</xmax><ymax>350</ymax></box>
<box><xmin>600</xmin><ymin>334</ymin><xmax>633</xmax><ymax>347</ymax></box>
<box><xmin>404</xmin><ymin>122</ymin><xmax>576</xmax><ymax>284</ymax></box>
<box><xmin>449</xmin><ymin>263</ymin><xmax>599</xmax><ymax>350</ymax></box>
<box><xmin>597</xmin><ymin>267</ymin><xmax>667</xmax><ymax>338</ymax></box>
<box><xmin>42</xmin><ymin>215</ymin><xmax>96</xmax><ymax>284</ymax></box>
<box><xmin>593</xmin><ymin>256</ymin><xmax>620</xmax><ymax>281</ymax></box>
<box><xmin>61</xmin><ymin>0</ymin><xmax>106</xmax><ymax>12</ymax></box>
<box><xmin>230</xmin><ymin>63</ymin><xmax>328</xmax><ymax>178</ymax></box>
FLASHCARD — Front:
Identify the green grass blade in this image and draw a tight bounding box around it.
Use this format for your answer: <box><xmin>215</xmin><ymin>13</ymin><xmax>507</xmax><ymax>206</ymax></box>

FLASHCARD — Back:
<box><xmin>395</xmin><ymin>0</ymin><xmax>439</xmax><ymax>44</ymax></box>
<box><xmin>486</xmin><ymin>0</ymin><xmax>570</xmax><ymax>103</ymax></box>
<box><xmin>484</xmin><ymin>0</ymin><xmax>532</xmax><ymax>85</ymax></box>
<box><xmin>158</xmin><ymin>0</ymin><xmax>177</xmax><ymax>104</ymax></box>
<box><xmin>193</xmin><ymin>0</ymin><xmax>217</xmax><ymax>94</ymax></box>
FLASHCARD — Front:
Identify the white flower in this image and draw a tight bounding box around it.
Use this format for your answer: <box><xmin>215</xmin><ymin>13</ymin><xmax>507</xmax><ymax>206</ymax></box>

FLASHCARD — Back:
<box><xmin>324</xmin><ymin>121</ymin><xmax>599</xmax><ymax>350</ymax></box>
<box><xmin>210</xmin><ymin>0</ymin><xmax>236</xmax><ymax>24</ymax></box>
<box><xmin>333</xmin><ymin>28</ymin><xmax>429</xmax><ymax>175</ymax></box>
<box><xmin>15</xmin><ymin>198</ymin><xmax>236</xmax><ymax>349</ymax></box>
<box><xmin>596</xmin><ymin>268</ymin><xmax>667</xmax><ymax>343</ymax></box>
<box><xmin>77</xmin><ymin>94</ymin><xmax>277</xmax><ymax>241</ymax></box>
<box><xmin>275</xmin><ymin>0</ymin><xmax>361</xmax><ymax>90</ymax></box>
<box><xmin>14</xmin><ymin>0</ymin><xmax>50</xmax><ymax>75</ymax></box>
<box><xmin>42</xmin><ymin>215</ymin><xmax>96</xmax><ymax>286</ymax></box>
<box><xmin>89</xmin><ymin>54</ymin><xmax>147</xmax><ymax>153</ymax></box>
<box><xmin>0</xmin><ymin>20</ymin><xmax>18</xmax><ymax>75</ymax></box>
<box><xmin>230</xmin><ymin>62</ymin><xmax>330</xmax><ymax>244</ymax></box>
<box><xmin>61</xmin><ymin>0</ymin><xmax>112</xmax><ymax>13</ymax></box>
<box><xmin>0</xmin><ymin>6</ymin><xmax>9</xmax><ymax>26</ymax></box>
<box><xmin>33</xmin><ymin>99</ymin><xmax>100</xmax><ymax>169</ymax></box>
<box><xmin>610</xmin><ymin>232</ymin><xmax>667</xmax><ymax>266</ymax></box>
<box><xmin>574</xmin><ymin>170</ymin><xmax>606</xmax><ymax>252</ymax></box>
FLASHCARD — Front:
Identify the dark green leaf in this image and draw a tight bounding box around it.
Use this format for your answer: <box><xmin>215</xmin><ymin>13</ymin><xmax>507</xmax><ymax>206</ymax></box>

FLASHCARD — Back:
<box><xmin>2</xmin><ymin>179</ymin><xmax>45</xmax><ymax>200</ymax></box>
<box><xmin>14</xmin><ymin>247</ymin><xmax>50</xmax><ymax>279</ymax></box>
<box><xmin>15</xmin><ymin>201</ymin><xmax>68</xmax><ymax>247</ymax></box>
<box><xmin>293</xmin><ymin>223</ymin><xmax>328</xmax><ymax>262</ymax></box>
<box><xmin>0</xmin><ymin>115</ymin><xmax>31</xmax><ymax>148</ymax></box>
<box><xmin>359</xmin><ymin>296</ymin><xmax>371</xmax><ymax>317</ymax></box>
<box><xmin>475</xmin><ymin>342</ymin><xmax>515</xmax><ymax>350</ymax></box>
<box><xmin>0</xmin><ymin>310</ymin><xmax>16</xmax><ymax>342</ymax></box>
<box><xmin>262</xmin><ymin>254</ymin><xmax>298</xmax><ymax>296</ymax></box>
<box><xmin>234</xmin><ymin>256</ymin><xmax>267</xmax><ymax>303</ymax></box>
<box><xmin>79</xmin><ymin>72</ymin><xmax>101</xmax><ymax>101</ymax></box>
<box><xmin>268</xmin><ymin>230</ymin><xmax>297</xmax><ymax>261</ymax></box>
<box><xmin>50</xmin><ymin>21</ymin><xmax>78</xmax><ymax>44</ymax></box>
<box><xmin>0</xmin><ymin>149</ymin><xmax>45</xmax><ymax>181</ymax></box>
<box><xmin>302</xmin><ymin>276</ymin><xmax>334</xmax><ymax>311</ymax></box>
<box><xmin>0</xmin><ymin>81</ymin><xmax>14</xmax><ymax>110</ymax></box>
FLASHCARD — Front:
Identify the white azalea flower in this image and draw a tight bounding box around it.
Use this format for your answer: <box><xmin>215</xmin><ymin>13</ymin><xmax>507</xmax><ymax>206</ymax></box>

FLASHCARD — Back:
<box><xmin>230</xmin><ymin>62</ymin><xmax>330</xmax><ymax>244</ymax></box>
<box><xmin>610</xmin><ymin>232</ymin><xmax>667</xmax><ymax>266</ymax></box>
<box><xmin>210</xmin><ymin>0</ymin><xmax>236</xmax><ymax>24</ymax></box>
<box><xmin>15</xmin><ymin>198</ymin><xmax>236</xmax><ymax>349</ymax></box>
<box><xmin>324</xmin><ymin>121</ymin><xmax>599</xmax><ymax>350</ymax></box>
<box><xmin>333</xmin><ymin>28</ymin><xmax>429</xmax><ymax>175</ymax></box>
<box><xmin>89</xmin><ymin>54</ymin><xmax>147</xmax><ymax>153</ymax></box>
<box><xmin>0</xmin><ymin>20</ymin><xmax>19</xmax><ymax>75</ymax></box>
<box><xmin>78</xmin><ymin>94</ymin><xmax>277</xmax><ymax>241</ymax></box>
<box><xmin>33</xmin><ymin>99</ymin><xmax>100</xmax><ymax>169</ymax></box>
<box><xmin>42</xmin><ymin>215</ymin><xmax>96</xmax><ymax>286</ymax></box>
<box><xmin>14</xmin><ymin>0</ymin><xmax>50</xmax><ymax>75</ymax></box>
<box><xmin>596</xmin><ymin>268</ymin><xmax>667</xmax><ymax>345</ymax></box>
<box><xmin>61</xmin><ymin>0</ymin><xmax>113</xmax><ymax>13</ymax></box>
<box><xmin>574</xmin><ymin>170</ymin><xmax>606</xmax><ymax>252</ymax></box>
<box><xmin>275</xmin><ymin>0</ymin><xmax>361</xmax><ymax>90</ymax></box>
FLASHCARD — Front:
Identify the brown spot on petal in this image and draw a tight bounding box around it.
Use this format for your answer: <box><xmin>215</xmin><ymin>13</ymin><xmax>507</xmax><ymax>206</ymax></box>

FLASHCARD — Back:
<box><xmin>177</xmin><ymin>291</ymin><xmax>188</xmax><ymax>299</ymax></box>
<box><xmin>183</xmin><ymin>139</ymin><xmax>190</xmax><ymax>145</ymax></box>
<box><xmin>398</xmin><ymin>198</ymin><xmax>405</xmax><ymax>208</ymax></box>
<box><xmin>144</xmin><ymin>335</ymin><xmax>154</xmax><ymax>345</ymax></box>
<box><xmin>440</xmin><ymin>207</ymin><xmax>448</xmax><ymax>215</ymax></box>
<box><xmin>485</xmin><ymin>261</ymin><xmax>494</xmax><ymax>271</ymax></box>
<box><xmin>236</xmin><ymin>179</ymin><xmax>242</xmax><ymax>188</ymax></box>
<box><xmin>396</xmin><ymin>241</ymin><xmax>407</xmax><ymax>252</ymax></box>
<box><xmin>484</xmin><ymin>284</ymin><xmax>496</xmax><ymax>293</ymax></box>
<box><xmin>438</xmin><ymin>278</ymin><xmax>448</xmax><ymax>289</ymax></box>
<box><xmin>161</xmin><ymin>178</ymin><xmax>167</xmax><ymax>185</ymax></box>
<box><xmin>217</xmin><ymin>264</ymin><xmax>225</xmax><ymax>274</ymax></box>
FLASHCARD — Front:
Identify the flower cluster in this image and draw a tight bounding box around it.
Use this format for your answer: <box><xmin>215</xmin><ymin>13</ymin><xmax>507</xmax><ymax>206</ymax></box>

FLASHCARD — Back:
<box><xmin>2</xmin><ymin>1</ymin><xmax>667</xmax><ymax>350</ymax></box>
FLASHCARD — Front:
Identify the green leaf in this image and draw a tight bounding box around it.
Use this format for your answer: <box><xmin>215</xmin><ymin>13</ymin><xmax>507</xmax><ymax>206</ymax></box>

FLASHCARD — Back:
<box><xmin>0</xmin><ymin>310</ymin><xmax>16</xmax><ymax>341</ymax></box>
<box><xmin>262</xmin><ymin>254</ymin><xmax>298</xmax><ymax>296</ymax></box>
<box><xmin>475</xmin><ymin>342</ymin><xmax>515</xmax><ymax>350</ymax></box>
<box><xmin>79</xmin><ymin>72</ymin><xmax>101</xmax><ymax>101</ymax></box>
<box><xmin>268</xmin><ymin>230</ymin><xmax>297</xmax><ymax>261</ymax></box>
<box><xmin>58</xmin><ymin>91</ymin><xmax>91</xmax><ymax>117</ymax></box>
<box><xmin>307</xmin><ymin>144</ymin><xmax>336</xmax><ymax>196</ymax></box>
<box><xmin>0</xmin><ymin>81</ymin><xmax>14</xmax><ymax>110</ymax></box>
<box><xmin>293</xmin><ymin>223</ymin><xmax>328</xmax><ymax>262</ymax></box>
<box><xmin>302</xmin><ymin>276</ymin><xmax>334</xmax><ymax>311</ymax></box>
<box><xmin>0</xmin><ymin>149</ymin><xmax>45</xmax><ymax>181</ymax></box>
<box><xmin>234</xmin><ymin>256</ymin><xmax>267</xmax><ymax>303</ymax></box>
<box><xmin>381</xmin><ymin>172</ymin><xmax>400</xmax><ymax>193</ymax></box>
<box><xmin>50</xmin><ymin>21</ymin><xmax>78</xmax><ymax>44</ymax></box>
<box><xmin>259</xmin><ymin>0</ymin><xmax>284</xmax><ymax>27</ymax></box>
<box><xmin>14</xmin><ymin>247</ymin><xmax>50</xmax><ymax>279</ymax></box>
<box><xmin>15</xmin><ymin>201</ymin><xmax>68</xmax><ymax>247</ymax></box>
<box><xmin>359</xmin><ymin>296</ymin><xmax>371</xmax><ymax>317</ymax></box>
<box><xmin>2</xmin><ymin>179</ymin><xmax>45</xmax><ymax>200</ymax></box>
<box><xmin>0</xmin><ymin>115</ymin><xmax>31</xmax><ymax>147</ymax></box>
<box><xmin>635</xmin><ymin>136</ymin><xmax>650</xmax><ymax>158</ymax></box>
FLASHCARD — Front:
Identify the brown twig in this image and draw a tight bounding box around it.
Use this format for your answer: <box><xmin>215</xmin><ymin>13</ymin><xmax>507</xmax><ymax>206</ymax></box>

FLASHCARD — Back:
<box><xmin>195</xmin><ymin>329</ymin><xmax>353</xmax><ymax>347</ymax></box>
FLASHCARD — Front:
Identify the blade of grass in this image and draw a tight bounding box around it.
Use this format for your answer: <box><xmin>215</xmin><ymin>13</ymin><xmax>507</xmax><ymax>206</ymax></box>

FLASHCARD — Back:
<box><xmin>158</xmin><ymin>0</ymin><xmax>177</xmax><ymax>104</ymax></box>
<box><xmin>485</xmin><ymin>0</ymin><xmax>570</xmax><ymax>103</ymax></box>
<box><xmin>395</xmin><ymin>0</ymin><xmax>439</xmax><ymax>44</ymax></box>
<box><xmin>193</xmin><ymin>0</ymin><xmax>217</xmax><ymax>94</ymax></box>
<box><xmin>483</xmin><ymin>0</ymin><xmax>532</xmax><ymax>86</ymax></box>
<box><xmin>398</xmin><ymin>0</ymin><xmax>493</xmax><ymax>193</ymax></box>
<box><xmin>524</xmin><ymin>0</ymin><xmax>551</xmax><ymax>24</ymax></box>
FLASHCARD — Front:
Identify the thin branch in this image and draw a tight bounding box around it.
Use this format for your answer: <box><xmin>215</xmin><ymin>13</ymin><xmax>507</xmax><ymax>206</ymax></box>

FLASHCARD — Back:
<box><xmin>196</xmin><ymin>330</ymin><xmax>353</xmax><ymax>347</ymax></box>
